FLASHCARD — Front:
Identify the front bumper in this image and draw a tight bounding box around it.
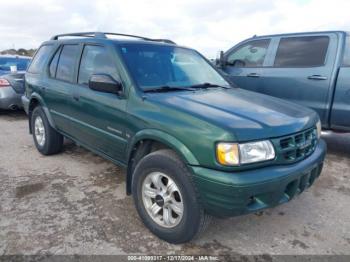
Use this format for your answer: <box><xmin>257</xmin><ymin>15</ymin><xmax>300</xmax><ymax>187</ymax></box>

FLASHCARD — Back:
<box><xmin>190</xmin><ymin>139</ymin><xmax>326</xmax><ymax>217</ymax></box>
<box><xmin>0</xmin><ymin>86</ymin><xmax>23</xmax><ymax>109</ymax></box>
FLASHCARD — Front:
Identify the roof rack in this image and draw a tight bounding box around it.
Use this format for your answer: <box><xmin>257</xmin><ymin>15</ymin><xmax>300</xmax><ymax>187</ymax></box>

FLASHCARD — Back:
<box><xmin>50</xmin><ymin>32</ymin><xmax>176</xmax><ymax>44</ymax></box>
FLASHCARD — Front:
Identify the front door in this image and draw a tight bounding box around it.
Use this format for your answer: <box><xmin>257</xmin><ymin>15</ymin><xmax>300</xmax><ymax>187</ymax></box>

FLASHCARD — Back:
<box><xmin>70</xmin><ymin>44</ymin><xmax>128</xmax><ymax>162</ymax></box>
<box><xmin>223</xmin><ymin>38</ymin><xmax>272</xmax><ymax>92</ymax></box>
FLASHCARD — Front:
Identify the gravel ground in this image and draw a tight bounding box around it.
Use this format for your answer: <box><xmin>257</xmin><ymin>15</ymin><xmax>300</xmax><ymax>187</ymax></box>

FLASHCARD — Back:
<box><xmin>0</xmin><ymin>110</ymin><xmax>349</xmax><ymax>258</ymax></box>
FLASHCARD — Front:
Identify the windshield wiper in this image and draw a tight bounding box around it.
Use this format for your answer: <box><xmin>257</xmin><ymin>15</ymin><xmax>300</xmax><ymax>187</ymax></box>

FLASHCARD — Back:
<box><xmin>188</xmin><ymin>82</ymin><xmax>231</xmax><ymax>89</ymax></box>
<box><xmin>144</xmin><ymin>85</ymin><xmax>196</xmax><ymax>93</ymax></box>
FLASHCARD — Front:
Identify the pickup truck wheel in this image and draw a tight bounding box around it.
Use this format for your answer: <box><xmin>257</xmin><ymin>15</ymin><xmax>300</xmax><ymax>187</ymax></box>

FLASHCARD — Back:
<box><xmin>132</xmin><ymin>149</ymin><xmax>211</xmax><ymax>244</ymax></box>
<box><xmin>31</xmin><ymin>106</ymin><xmax>63</xmax><ymax>155</ymax></box>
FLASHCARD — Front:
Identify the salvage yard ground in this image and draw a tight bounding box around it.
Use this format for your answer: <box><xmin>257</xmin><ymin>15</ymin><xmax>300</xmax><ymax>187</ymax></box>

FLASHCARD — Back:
<box><xmin>0</xmin><ymin>110</ymin><xmax>349</xmax><ymax>256</ymax></box>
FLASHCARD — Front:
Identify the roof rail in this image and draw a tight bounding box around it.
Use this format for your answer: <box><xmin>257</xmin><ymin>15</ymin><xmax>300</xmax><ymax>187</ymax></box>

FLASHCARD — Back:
<box><xmin>149</xmin><ymin>38</ymin><xmax>176</xmax><ymax>44</ymax></box>
<box><xmin>50</xmin><ymin>32</ymin><xmax>106</xmax><ymax>40</ymax></box>
<box><xmin>50</xmin><ymin>32</ymin><xmax>176</xmax><ymax>44</ymax></box>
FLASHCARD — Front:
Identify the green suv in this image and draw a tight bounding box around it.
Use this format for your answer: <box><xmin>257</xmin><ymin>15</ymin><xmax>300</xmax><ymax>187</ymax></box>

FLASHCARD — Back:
<box><xmin>22</xmin><ymin>32</ymin><xmax>326</xmax><ymax>244</ymax></box>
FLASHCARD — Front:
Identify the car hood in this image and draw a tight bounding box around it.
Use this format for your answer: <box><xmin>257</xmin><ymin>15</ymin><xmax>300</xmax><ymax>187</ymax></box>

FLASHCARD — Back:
<box><xmin>148</xmin><ymin>88</ymin><xmax>318</xmax><ymax>141</ymax></box>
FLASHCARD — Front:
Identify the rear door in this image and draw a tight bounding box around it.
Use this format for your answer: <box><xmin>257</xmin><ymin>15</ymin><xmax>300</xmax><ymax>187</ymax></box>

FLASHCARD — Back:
<box><xmin>223</xmin><ymin>38</ymin><xmax>272</xmax><ymax>92</ymax></box>
<box><xmin>330</xmin><ymin>34</ymin><xmax>350</xmax><ymax>130</ymax></box>
<box><xmin>45</xmin><ymin>44</ymin><xmax>80</xmax><ymax>134</ymax></box>
<box><xmin>258</xmin><ymin>33</ymin><xmax>338</xmax><ymax>125</ymax></box>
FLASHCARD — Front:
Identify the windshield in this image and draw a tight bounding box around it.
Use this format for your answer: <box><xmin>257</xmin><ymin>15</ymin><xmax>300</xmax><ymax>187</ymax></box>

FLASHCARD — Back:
<box><xmin>0</xmin><ymin>57</ymin><xmax>30</xmax><ymax>71</ymax></box>
<box><xmin>119</xmin><ymin>43</ymin><xmax>229</xmax><ymax>91</ymax></box>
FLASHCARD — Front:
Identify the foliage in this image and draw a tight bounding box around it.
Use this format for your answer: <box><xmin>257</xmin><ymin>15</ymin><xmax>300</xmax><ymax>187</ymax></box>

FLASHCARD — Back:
<box><xmin>0</xmin><ymin>48</ymin><xmax>36</xmax><ymax>57</ymax></box>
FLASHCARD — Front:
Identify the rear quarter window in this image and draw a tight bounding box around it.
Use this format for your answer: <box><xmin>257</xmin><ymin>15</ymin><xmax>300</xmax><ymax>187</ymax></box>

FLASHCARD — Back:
<box><xmin>274</xmin><ymin>36</ymin><xmax>330</xmax><ymax>67</ymax></box>
<box><xmin>27</xmin><ymin>45</ymin><xmax>53</xmax><ymax>73</ymax></box>
<box><xmin>49</xmin><ymin>46</ymin><xmax>62</xmax><ymax>77</ymax></box>
<box><xmin>343</xmin><ymin>36</ymin><xmax>350</xmax><ymax>66</ymax></box>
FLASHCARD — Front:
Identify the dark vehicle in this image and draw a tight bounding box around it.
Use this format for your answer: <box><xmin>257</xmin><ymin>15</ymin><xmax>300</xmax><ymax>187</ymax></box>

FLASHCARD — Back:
<box><xmin>217</xmin><ymin>31</ymin><xmax>350</xmax><ymax>132</ymax></box>
<box><xmin>0</xmin><ymin>55</ymin><xmax>31</xmax><ymax>110</ymax></box>
<box><xmin>23</xmin><ymin>32</ymin><xmax>326</xmax><ymax>244</ymax></box>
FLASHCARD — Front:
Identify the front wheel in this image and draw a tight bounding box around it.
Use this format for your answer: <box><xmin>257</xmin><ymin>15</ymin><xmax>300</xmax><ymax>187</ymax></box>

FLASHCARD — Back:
<box><xmin>31</xmin><ymin>106</ymin><xmax>63</xmax><ymax>155</ymax></box>
<box><xmin>132</xmin><ymin>149</ymin><xmax>211</xmax><ymax>244</ymax></box>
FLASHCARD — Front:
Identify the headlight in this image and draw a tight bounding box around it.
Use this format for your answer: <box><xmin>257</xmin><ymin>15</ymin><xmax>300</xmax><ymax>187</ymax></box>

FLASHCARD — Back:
<box><xmin>316</xmin><ymin>120</ymin><xmax>321</xmax><ymax>139</ymax></box>
<box><xmin>216</xmin><ymin>140</ymin><xmax>275</xmax><ymax>166</ymax></box>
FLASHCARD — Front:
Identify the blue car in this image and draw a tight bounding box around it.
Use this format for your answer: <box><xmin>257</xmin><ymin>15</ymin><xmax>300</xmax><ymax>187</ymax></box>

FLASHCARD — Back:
<box><xmin>0</xmin><ymin>55</ymin><xmax>31</xmax><ymax>110</ymax></box>
<box><xmin>217</xmin><ymin>31</ymin><xmax>350</xmax><ymax>132</ymax></box>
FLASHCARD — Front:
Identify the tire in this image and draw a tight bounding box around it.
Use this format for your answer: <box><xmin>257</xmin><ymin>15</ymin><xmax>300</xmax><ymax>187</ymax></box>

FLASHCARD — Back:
<box><xmin>31</xmin><ymin>106</ymin><xmax>63</xmax><ymax>155</ymax></box>
<box><xmin>132</xmin><ymin>149</ymin><xmax>211</xmax><ymax>244</ymax></box>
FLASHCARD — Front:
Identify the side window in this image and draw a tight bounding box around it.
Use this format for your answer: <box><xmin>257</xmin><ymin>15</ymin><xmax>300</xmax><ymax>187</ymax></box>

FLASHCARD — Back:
<box><xmin>27</xmin><ymin>45</ymin><xmax>53</xmax><ymax>73</ymax></box>
<box><xmin>56</xmin><ymin>45</ymin><xmax>79</xmax><ymax>82</ymax></box>
<box><xmin>274</xmin><ymin>36</ymin><xmax>329</xmax><ymax>67</ymax></box>
<box><xmin>227</xmin><ymin>39</ymin><xmax>270</xmax><ymax>68</ymax></box>
<box><xmin>343</xmin><ymin>36</ymin><xmax>350</xmax><ymax>66</ymax></box>
<box><xmin>49</xmin><ymin>46</ymin><xmax>62</xmax><ymax>77</ymax></box>
<box><xmin>78</xmin><ymin>45</ymin><xmax>117</xmax><ymax>85</ymax></box>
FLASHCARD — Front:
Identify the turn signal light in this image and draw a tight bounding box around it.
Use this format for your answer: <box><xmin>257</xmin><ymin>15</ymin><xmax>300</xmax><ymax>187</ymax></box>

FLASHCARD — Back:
<box><xmin>216</xmin><ymin>143</ymin><xmax>239</xmax><ymax>165</ymax></box>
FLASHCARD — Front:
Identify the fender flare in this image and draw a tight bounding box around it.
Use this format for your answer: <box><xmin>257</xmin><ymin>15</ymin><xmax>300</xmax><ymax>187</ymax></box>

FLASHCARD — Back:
<box><xmin>125</xmin><ymin>129</ymin><xmax>199</xmax><ymax>194</ymax></box>
<box><xmin>28</xmin><ymin>93</ymin><xmax>56</xmax><ymax>132</ymax></box>
<box><xmin>127</xmin><ymin>129</ymin><xmax>199</xmax><ymax>165</ymax></box>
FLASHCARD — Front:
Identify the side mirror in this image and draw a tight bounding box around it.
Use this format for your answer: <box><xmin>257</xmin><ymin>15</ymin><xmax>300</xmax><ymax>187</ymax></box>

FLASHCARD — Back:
<box><xmin>88</xmin><ymin>74</ymin><xmax>122</xmax><ymax>95</ymax></box>
<box><xmin>249</xmin><ymin>47</ymin><xmax>258</xmax><ymax>54</ymax></box>
<box><xmin>228</xmin><ymin>59</ymin><xmax>246</xmax><ymax>68</ymax></box>
<box><xmin>215</xmin><ymin>50</ymin><xmax>226</xmax><ymax>68</ymax></box>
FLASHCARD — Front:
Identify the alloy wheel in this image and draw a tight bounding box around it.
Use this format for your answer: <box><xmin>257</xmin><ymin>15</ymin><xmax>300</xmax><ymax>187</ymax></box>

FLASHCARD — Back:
<box><xmin>34</xmin><ymin>116</ymin><xmax>46</xmax><ymax>147</ymax></box>
<box><xmin>142</xmin><ymin>172</ymin><xmax>184</xmax><ymax>228</ymax></box>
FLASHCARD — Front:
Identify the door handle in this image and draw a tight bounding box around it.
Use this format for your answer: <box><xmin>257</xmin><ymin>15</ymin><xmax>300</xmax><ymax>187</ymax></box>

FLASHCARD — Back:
<box><xmin>73</xmin><ymin>95</ymin><xmax>80</xmax><ymax>101</ymax></box>
<box><xmin>246</xmin><ymin>73</ymin><xmax>260</xmax><ymax>78</ymax></box>
<box><xmin>307</xmin><ymin>75</ymin><xmax>327</xmax><ymax>80</ymax></box>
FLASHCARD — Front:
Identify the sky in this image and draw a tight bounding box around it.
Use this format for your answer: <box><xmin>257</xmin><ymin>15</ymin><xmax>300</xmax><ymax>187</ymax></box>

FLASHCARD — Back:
<box><xmin>0</xmin><ymin>0</ymin><xmax>349</xmax><ymax>58</ymax></box>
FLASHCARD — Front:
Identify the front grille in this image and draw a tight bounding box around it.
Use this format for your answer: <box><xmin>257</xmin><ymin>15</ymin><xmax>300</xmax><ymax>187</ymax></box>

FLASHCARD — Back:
<box><xmin>284</xmin><ymin>164</ymin><xmax>322</xmax><ymax>200</ymax></box>
<box><xmin>272</xmin><ymin>127</ymin><xmax>318</xmax><ymax>164</ymax></box>
<box><xmin>245</xmin><ymin>163</ymin><xmax>323</xmax><ymax>212</ymax></box>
